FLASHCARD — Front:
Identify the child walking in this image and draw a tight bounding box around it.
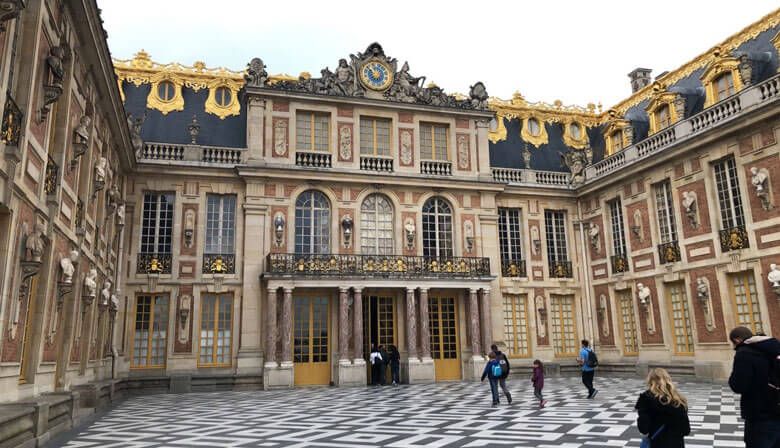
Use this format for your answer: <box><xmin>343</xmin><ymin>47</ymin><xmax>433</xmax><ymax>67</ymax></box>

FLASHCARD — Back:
<box><xmin>480</xmin><ymin>352</ymin><xmax>503</xmax><ymax>406</ymax></box>
<box><xmin>532</xmin><ymin>359</ymin><xmax>547</xmax><ymax>408</ymax></box>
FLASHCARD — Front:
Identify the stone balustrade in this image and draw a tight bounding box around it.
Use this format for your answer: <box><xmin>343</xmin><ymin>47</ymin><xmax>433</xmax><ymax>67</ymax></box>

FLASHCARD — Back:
<box><xmin>140</xmin><ymin>143</ymin><xmax>244</xmax><ymax>165</ymax></box>
<box><xmin>360</xmin><ymin>155</ymin><xmax>393</xmax><ymax>172</ymax></box>
<box><xmin>420</xmin><ymin>160</ymin><xmax>452</xmax><ymax>176</ymax></box>
<box><xmin>295</xmin><ymin>151</ymin><xmax>332</xmax><ymax>168</ymax></box>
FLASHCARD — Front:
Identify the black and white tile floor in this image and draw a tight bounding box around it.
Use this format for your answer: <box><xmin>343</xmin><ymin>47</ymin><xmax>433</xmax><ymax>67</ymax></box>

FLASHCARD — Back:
<box><xmin>49</xmin><ymin>377</ymin><xmax>744</xmax><ymax>447</ymax></box>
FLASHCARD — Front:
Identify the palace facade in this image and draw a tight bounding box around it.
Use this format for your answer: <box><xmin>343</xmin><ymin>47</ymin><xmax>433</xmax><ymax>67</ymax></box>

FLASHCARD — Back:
<box><xmin>1</xmin><ymin>0</ymin><xmax>779</xmax><ymax>419</ymax></box>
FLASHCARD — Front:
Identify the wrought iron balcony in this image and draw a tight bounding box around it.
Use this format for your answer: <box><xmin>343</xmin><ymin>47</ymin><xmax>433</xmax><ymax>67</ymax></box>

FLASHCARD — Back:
<box><xmin>203</xmin><ymin>253</ymin><xmax>236</xmax><ymax>274</ymax></box>
<box><xmin>549</xmin><ymin>260</ymin><xmax>573</xmax><ymax>278</ymax></box>
<box><xmin>137</xmin><ymin>253</ymin><xmax>172</xmax><ymax>274</ymax></box>
<box><xmin>719</xmin><ymin>225</ymin><xmax>749</xmax><ymax>252</ymax></box>
<box><xmin>501</xmin><ymin>259</ymin><xmax>527</xmax><ymax>278</ymax></box>
<box><xmin>658</xmin><ymin>241</ymin><xmax>681</xmax><ymax>264</ymax></box>
<box><xmin>610</xmin><ymin>254</ymin><xmax>630</xmax><ymax>274</ymax></box>
<box><xmin>44</xmin><ymin>155</ymin><xmax>58</xmax><ymax>195</ymax></box>
<box><xmin>267</xmin><ymin>253</ymin><xmax>490</xmax><ymax>278</ymax></box>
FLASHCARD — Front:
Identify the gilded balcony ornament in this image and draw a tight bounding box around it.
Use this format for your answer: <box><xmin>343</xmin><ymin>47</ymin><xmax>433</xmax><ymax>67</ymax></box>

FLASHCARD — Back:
<box><xmin>720</xmin><ymin>226</ymin><xmax>749</xmax><ymax>252</ymax></box>
<box><xmin>44</xmin><ymin>155</ymin><xmax>58</xmax><ymax>195</ymax></box>
<box><xmin>1</xmin><ymin>93</ymin><xmax>22</xmax><ymax>148</ymax></box>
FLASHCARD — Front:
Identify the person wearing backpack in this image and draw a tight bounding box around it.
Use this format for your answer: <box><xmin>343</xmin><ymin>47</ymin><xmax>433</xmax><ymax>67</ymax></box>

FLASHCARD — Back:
<box><xmin>728</xmin><ymin>326</ymin><xmax>780</xmax><ymax>448</ymax></box>
<box><xmin>369</xmin><ymin>344</ymin><xmax>383</xmax><ymax>386</ymax></box>
<box><xmin>577</xmin><ymin>339</ymin><xmax>598</xmax><ymax>399</ymax></box>
<box><xmin>480</xmin><ymin>352</ymin><xmax>503</xmax><ymax>406</ymax></box>
<box><xmin>491</xmin><ymin>344</ymin><xmax>513</xmax><ymax>404</ymax></box>
<box><xmin>635</xmin><ymin>368</ymin><xmax>691</xmax><ymax>448</ymax></box>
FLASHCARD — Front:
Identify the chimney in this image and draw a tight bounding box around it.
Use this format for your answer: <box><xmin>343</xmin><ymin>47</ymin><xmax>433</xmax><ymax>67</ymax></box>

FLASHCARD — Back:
<box><xmin>628</xmin><ymin>68</ymin><xmax>652</xmax><ymax>93</ymax></box>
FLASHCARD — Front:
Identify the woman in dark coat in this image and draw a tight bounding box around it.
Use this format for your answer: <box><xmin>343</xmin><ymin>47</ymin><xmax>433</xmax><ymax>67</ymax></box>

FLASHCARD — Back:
<box><xmin>388</xmin><ymin>345</ymin><xmax>401</xmax><ymax>385</ymax></box>
<box><xmin>635</xmin><ymin>368</ymin><xmax>691</xmax><ymax>448</ymax></box>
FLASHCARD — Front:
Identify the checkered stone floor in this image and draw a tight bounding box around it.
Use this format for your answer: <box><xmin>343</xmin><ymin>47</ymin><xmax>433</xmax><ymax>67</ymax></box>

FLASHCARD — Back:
<box><xmin>49</xmin><ymin>377</ymin><xmax>744</xmax><ymax>447</ymax></box>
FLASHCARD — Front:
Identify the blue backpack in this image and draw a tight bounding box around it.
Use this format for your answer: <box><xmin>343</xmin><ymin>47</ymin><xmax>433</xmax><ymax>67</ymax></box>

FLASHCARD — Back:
<box><xmin>491</xmin><ymin>362</ymin><xmax>502</xmax><ymax>377</ymax></box>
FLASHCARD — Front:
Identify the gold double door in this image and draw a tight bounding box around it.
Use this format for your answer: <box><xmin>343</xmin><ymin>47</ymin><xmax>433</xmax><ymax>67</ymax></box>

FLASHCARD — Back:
<box><xmin>293</xmin><ymin>296</ymin><xmax>331</xmax><ymax>386</ymax></box>
<box><xmin>429</xmin><ymin>296</ymin><xmax>461</xmax><ymax>381</ymax></box>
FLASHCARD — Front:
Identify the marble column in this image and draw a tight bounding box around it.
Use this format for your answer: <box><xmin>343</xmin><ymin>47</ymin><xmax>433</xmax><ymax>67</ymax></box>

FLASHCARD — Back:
<box><xmin>405</xmin><ymin>288</ymin><xmax>417</xmax><ymax>360</ymax></box>
<box><xmin>353</xmin><ymin>288</ymin><xmax>363</xmax><ymax>361</ymax></box>
<box><xmin>265</xmin><ymin>287</ymin><xmax>278</xmax><ymax>365</ymax></box>
<box><xmin>280</xmin><ymin>288</ymin><xmax>293</xmax><ymax>364</ymax></box>
<box><xmin>480</xmin><ymin>288</ymin><xmax>492</xmax><ymax>356</ymax></box>
<box><xmin>419</xmin><ymin>288</ymin><xmax>431</xmax><ymax>360</ymax></box>
<box><xmin>469</xmin><ymin>288</ymin><xmax>481</xmax><ymax>357</ymax></box>
<box><xmin>339</xmin><ymin>287</ymin><xmax>349</xmax><ymax>362</ymax></box>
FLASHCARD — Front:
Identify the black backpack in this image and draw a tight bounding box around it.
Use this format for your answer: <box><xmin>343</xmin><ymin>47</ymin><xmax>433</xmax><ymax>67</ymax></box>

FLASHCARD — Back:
<box><xmin>768</xmin><ymin>353</ymin><xmax>780</xmax><ymax>415</ymax></box>
<box><xmin>498</xmin><ymin>353</ymin><xmax>509</xmax><ymax>376</ymax></box>
<box><xmin>586</xmin><ymin>349</ymin><xmax>599</xmax><ymax>368</ymax></box>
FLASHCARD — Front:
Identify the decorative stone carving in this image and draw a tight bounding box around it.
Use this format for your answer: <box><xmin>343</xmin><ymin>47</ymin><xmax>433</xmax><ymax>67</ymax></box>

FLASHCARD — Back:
<box><xmin>60</xmin><ymin>250</ymin><xmax>79</xmax><ymax>283</ymax></box>
<box><xmin>127</xmin><ymin>113</ymin><xmax>145</xmax><ymax>157</ymax></box>
<box><xmin>399</xmin><ymin>129</ymin><xmax>413</xmax><ymax>166</ymax></box>
<box><xmin>24</xmin><ymin>222</ymin><xmax>47</xmax><ymax>263</ymax></box>
<box><xmin>530</xmin><ymin>225</ymin><xmax>541</xmax><ymax>255</ymax></box>
<box><xmin>469</xmin><ymin>82</ymin><xmax>489</xmax><ymax>109</ymax></box>
<box><xmin>338</xmin><ymin>124</ymin><xmax>352</xmax><ymax>161</ymax></box>
<box><xmin>768</xmin><ymin>263</ymin><xmax>780</xmax><ymax>298</ymax></box>
<box><xmin>93</xmin><ymin>157</ymin><xmax>107</xmax><ymax>197</ymax></box>
<box><xmin>188</xmin><ymin>115</ymin><xmax>200</xmax><ymax>144</ymax></box>
<box><xmin>0</xmin><ymin>1</ymin><xmax>25</xmax><ymax>32</ymax></box>
<box><xmin>110</xmin><ymin>294</ymin><xmax>119</xmax><ymax>312</ymax></box>
<box><xmin>116</xmin><ymin>204</ymin><xmax>126</xmax><ymax>227</ymax></box>
<box><xmin>682</xmin><ymin>191</ymin><xmax>698</xmax><ymax>228</ymax></box>
<box><xmin>245</xmin><ymin>58</ymin><xmax>268</xmax><ymax>87</ymax></box>
<box><xmin>71</xmin><ymin>115</ymin><xmax>90</xmax><ymax>169</ymax></box>
<box><xmin>404</xmin><ymin>219</ymin><xmax>416</xmax><ymax>250</ymax></box>
<box><xmin>585</xmin><ymin>147</ymin><xmax>593</xmax><ymax>166</ymax></box>
<box><xmin>106</xmin><ymin>184</ymin><xmax>121</xmax><ymax>215</ymax></box>
<box><xmin>632</xmin><ymin>210</ymin><xmax>643</xmax><ymax>240</ymax></box>
<box><xmin>463</xmin><ymin>219</ymin><xmax>475</xmax><ymax>254</ymax></box>
<box><xmin>178</xmin><ymin>294</ymin><xmax>191</xmax><ymax>342</ymax></box>
<box><xmin>183</xmin><ymin>209</ymin><xmax>195</xmax><ymax>248</ymax></box>
<box><xmin>41</xmin><ymin>45</ymin><xmax>66</xmax><ymax>120</ymax></box>
<box><xmin>84</xmin><ymin>268</ymin><xmax>98</xmax><ymax>298</ymax></box>
<box><xmin>589</xmin><ymin>223</ymin><xmax>600</xmax><ymax>252</ymax></box>
<box><xmin>637</xmin><ymin>282</ymin><xmax>656</xmax><ymax>334</ymax></box>
<box><xmin>522</xmin><ymin>144</ymin><xmax>532</xmax><ymax>169</ymax></box>
<box><xmin>696</xmin><ymin>277</ymin><xmax>716</xmax><ymax>331</ymax></box>
<box><xmin>341</xmin><ymin>215</ymin><xmax>353</xmax><ymax>248</ymax></box>
<box><xmin>535</xmin><ymin>296</ymin><xmax>547</xmax><ymax>338</ymax></box>
<box><xmin>273</xmin><ymin>118</ymin><xmax>288</xmax><ymax>157</ymax></box>
<box><xmin>751</xmin><ymin>167</ymin><xmax>771</xmax><ymax>210</ymax></box>
<box><xmin>560</xmin><ymin>150</ymin><xmax>587</xmax><ymax>185</ymax></box>
<box><xmin>598</xmin><ymin>294</ymin><xmax>610</xmax><ymax>337</ymax></box>
<box><xmin>673</xmin><ymin>96</ymin><xmax>686</xmax><ymax>120</ymax></box>
<box><xmin>274</xmin><ymin>213</ymin><xmax>285</xmax><ymax>248</ymax></box>
<box><xmin>456</xmin><ymin>134</ymin><xmax>469</xmax><ymax>170</ymax></box>
<box><xmin>100</xmin><ymin>280</ymin><xmax>111</xmax><ymax>307</ymax></box>
<box><xmin>738</xmin><ymin>54</ymin><xmax>753</xmax><ymax>87</ymax></box>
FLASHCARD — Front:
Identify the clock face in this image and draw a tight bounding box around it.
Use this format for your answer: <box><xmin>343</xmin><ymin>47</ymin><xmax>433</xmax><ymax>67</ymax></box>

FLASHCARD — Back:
<box><xmin>360</xmin><ymin>61</ymin><xmax>393</xmax><ymax>91</ymax></box>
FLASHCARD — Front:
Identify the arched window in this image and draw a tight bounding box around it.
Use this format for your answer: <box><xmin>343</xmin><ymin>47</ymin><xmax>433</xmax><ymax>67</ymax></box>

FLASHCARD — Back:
<box><xmin>157</xmin><ymin>80</ymin><xmax>175</xmax><ymax>102</ymax></box>
<box><xmin>215</xmin><ymin>86</ymin><xmax>232</xmax><ymax>107</ymax></box>
<box><xmin>295</xmin><ymin>190</ymin><xmax>330</xmax><ymax>254</ymax></box>
<box><xmin>360</xmin><ymin>194</ymin><xmax>393</xmax><ymax>255</ymax></box>
<box><xmin>714</xmin><ymin>72</ymin><xmax>735</xmax><ymax>102</ymax></box>
<box><xmin>422</xmin><ymin>197</ymin><xmax>453</xmax><ymax>258</ymax></box>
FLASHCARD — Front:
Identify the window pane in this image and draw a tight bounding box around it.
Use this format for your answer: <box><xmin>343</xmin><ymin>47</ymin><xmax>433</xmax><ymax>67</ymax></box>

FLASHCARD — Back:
<box><xmin>295</xmin><ymin>190</ymin><xmax>331</xmax><ymax>254</ymax></box>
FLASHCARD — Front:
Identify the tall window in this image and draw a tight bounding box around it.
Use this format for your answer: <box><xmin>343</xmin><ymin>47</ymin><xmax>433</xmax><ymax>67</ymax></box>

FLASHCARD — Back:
<box><xmin>619</xmin><ymin>291</ymin><xmax>638</xmax><ymax>356</ymax></box>
<box><xmin>420</xmin><ymin>123</ymin><xmax>448</xmax><ymax>160</ymax></box>
<box><xmin>132</xmin><ymin>295</ymin><xmax>169</xmax><ymax>368</ymax></box>
<box><xmin>731</xmin><ymin>272</ymin><xmax>763</xmax><ymax>334</ymax></box>
<box><xmin>360</xmin><ymin>117</ymin><xmax>391</xmax><ymax>156</ymax></box>
<box><xmin>503</xmin><ymin>295</ymin><xmax>530</xmax><ymax>357</ymax></box>
<box><xmin>713</xmin><ymin>156</ymin><xmax>745</xmax><ymax>229</ymax></box>
<box><xmin>205</xmin><ymin>195</ymin><xmax>236</xmax><ymax>255</ymax></box>
<box><xmin>141</xmin><ymin>193</ymin><xmax>174</xmax><ymax>255</ymax></box>
<box><xmin>654</xmin><ymin>180</ymin><xmax>678</xmax><ymax>244</ymax></box>
<box><xmin>545</xmin><ymin>210</ymin><xmax>568</xmax><ymax>264</ymax></box>
<box><xmin>714</xmin><ymin>73</ymin><xmax>735</xmax><ymax>102</ymax></box>
<box><xmin>295</xmin><ymin>190</ymin><xmax>331</xmax><ymax>254</ymax></box>
<box><xmin>199</xmin><ymin>294</ymin><xmax>233</xmax><ymax>366</ymax></box>
<box><xmin>609</xmin><ymin>198</ymin><xmax>628</xmax><ymax>257</ymax></box>
<box><xmin>666</xmin><ymin>283</ymin><xmax>694</xmax><ymax>355</ymax></box>
<box><xmin>422</xmin><ymin>197</ymin><xmax>453</xmax><ymax>258</ymax></box>
<box><xmin>498</xmin><ymin>208</ymin><xmax>522</xmax><ymax>264</ymax></box>
<box><xmin>296</xmin><ymin>111</ymin><xmax>330</xmax><ymax>152</ymax></box>
<box><xmin>609</xmin><ymin>131</ymin><xmax>624</xmax><ymax>154</ymax></box>
<box><xmin>360</xmin><ymin>194</ymin><xmax>394</xmax><ymax>255</ymax></box>
<box><xmin>656</xmin><ymin>105</ymin><xmax>671</xmax><ymax>130</ymax></box>
<box><xmin>550</xmin><ymin>295</ymin><xmax>577</xmax><ymax>356</ymax></box>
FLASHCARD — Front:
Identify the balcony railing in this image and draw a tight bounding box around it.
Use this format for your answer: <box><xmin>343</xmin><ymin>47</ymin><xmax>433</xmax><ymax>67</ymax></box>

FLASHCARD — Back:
<box><xmin>360</xmin><ymin>155</ymin><xmax>393</xmax><ymax>172</ymax></box>
<box><xmin>549</xmin><ymin>260</ymin><xmax>573</xmax><ymax>278</ymax></box>
<box><xmin>267</xmin><ymin>253</ymin><xmax>490</xmax><ymax>278</ymax></box>
<box><xmin>420</xmin><ymin>160</ymin><xmax>452</xmax><ymax>176</ymax></box>
<box><xmin>44</xmin><ymin>155</ymin><xmax>58</xmax><ymax>195</ymax></box>
<box><xmin>610</xmin><ymin>254</ymin><xmax>630</xmax><ymax>274</ymax></box>
<box><xmin>295</xmin><ymin>151</ymin><xmax>332</xmax><ymax>168</ymax></box>
<box><xmin>658</xmin><ymin>241</ymin><xmax>681</xmax><ymax>264</ymax></box>
<box><xmin>140</xmin><ymin>142</ymin><xmax>245</xmax><ymax>165</ymax></box>
<box><xmin>137</xmin><ymin>253</ymin><xmax>172</xmax><ymax>274</ymax></box>
<box><xmin>719</xmin><ymin>225</ymin><xmax>749</xmax><ymax>252</ymax></box>
<box><xmin>501</xmin><ymin>259</ymin><xmax>526</xmax><ymax>278</ymax></box>
<box><xmin>203</xmin><ymin>253</ymin><xmax>236</xmax><ymax>274</ymax></box>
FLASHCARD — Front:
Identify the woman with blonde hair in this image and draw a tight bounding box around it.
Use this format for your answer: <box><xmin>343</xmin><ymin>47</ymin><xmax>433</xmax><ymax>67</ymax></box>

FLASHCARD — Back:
<box><xmin>635</xmin><ymin>368</ymin><xmax>691</xmax><ymax>448</ymax></box>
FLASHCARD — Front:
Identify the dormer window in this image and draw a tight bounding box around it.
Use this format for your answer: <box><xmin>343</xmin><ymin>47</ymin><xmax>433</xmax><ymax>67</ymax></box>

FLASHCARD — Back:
<box><xmin>603</xmin><ymin>110</ymin><xmax>632</xmax><ymax>155</ymax></box>
<box><xmin>527</xmin><ymin>118</ymin><xmax>541</xmax><ymax>136</ymax></box>
<box><xmin>714</xmin><ymin>72</ymin><xmax>735</xmax><ymax>102</ymax></box>
<box><xmin>157</xmin><ymin>81</ymin><xmax>175</xmax><ymax>102</ymax></box>
<box><xmin>609</xmin><ymin>131</ymin><xmax>624</xmax><ymax>153</ymax></box>
<box><xmin>656</xmin><ymin>105</ymin><xmax>671</xmax><ymax>130</ymax></box>
<box><xmin>569</xmin><ymin>123</ymin><xmax>581</xmax><ymax>140</ymax></box>
<box><xmin>645</xmin><ymin>83</ymin><xmax>684</xmax><ymax>135</ymax></box>
<box><xmin>215</xmin><ymin>87</ymin><xmax>232</xmax><ymax>107</ymax></box>
<box><xmin>521</xmin><ymin>116</ymin><xmax>548</xmax><ymax>147</ymax></box>
<box><xmin>701</xmin><ymin>47</ymin><xmax>744</xmax><ymax>108</ymax></box>
<box><xmin>147</xmin><ymin>78</ymin><xmax>184</xmax><ymax>115</ymax></box>
<box><xmin>205</xmin><ymin>83</ymin><xmax>241</xmax><ymax>119</ymax></box>
<box><xmin>562</xmin><ymin>120</ymin><xmax>589</xmax><ymax>149</ymax></box>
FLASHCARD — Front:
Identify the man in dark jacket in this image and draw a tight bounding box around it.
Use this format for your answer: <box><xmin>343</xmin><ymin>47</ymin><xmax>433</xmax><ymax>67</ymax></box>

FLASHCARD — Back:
<box><xmin>491</xmin><ymin>344</ymin><xmax>512</xmax><ymax>404</ymax></box>
<box><xmin>728</xmin><ymin>326</ymin><xmax>780</xmax><ymax>448</ymax></box>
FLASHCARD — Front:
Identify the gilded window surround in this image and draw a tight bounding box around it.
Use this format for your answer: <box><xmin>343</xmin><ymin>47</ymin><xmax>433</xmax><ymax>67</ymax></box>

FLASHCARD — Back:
<box><xmin>521</xmin><ymin>117</ymin><xmax>548</xmax><ymax>148</ymax></box>
<box><xmin>204</xmin><ymin>80</ymin><xmax>242</xmax><ymax>120</ymax></box>
<box><xmin>701</xmin><ymin>47</ymin><xmax>745</xmax><ymax>108</ymax></box>
<box><xmin>488</xmin><ymin>114</ymin><xmax>507</xmax><ymax>144</ymax></box>
<box><xmin>773</xmin><ymin>31</ymin><xmax>780</xmax><ymax>68</ymax></box>
<box><xmin>147</xmin><ymin>75</ymin><xmax>184</xmax><ymax>115</ymax></box>
<box><xmin>603</xmin><ymin>111</ymin><xmax>632</xmax><ymax>156</ymax></box>
<box><xmin>645</xmin><ymin>84</ymin><xmax>684</xmax><ymax>135</ymax></box>
<box><xmin>561</xmin><ymin>119</ymin><xmax>590</xmax><ymax>150</ymax></box>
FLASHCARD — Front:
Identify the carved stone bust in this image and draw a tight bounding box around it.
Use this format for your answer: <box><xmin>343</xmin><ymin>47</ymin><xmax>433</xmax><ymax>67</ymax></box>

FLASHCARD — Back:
<box><xmin>25</xmin><ymin>223</ymin><xmax>47</xmax><ymax>263</ymax></box>
<box><xmin>101</xmin><ymin>280</ymin><xmax>112</xmax><ymax>306</ymax></box>
<box><xmin>588</xmin><ymin>223</ymin><xmax>600</xmax><ymax>251</ymax></box>
<box><xmin>60</xmin><ymin>250</ymin><xmax>79</xmax><ymax>283</ymax></box>
<box><xmin>696</xmin><ymin>277</ymin><xmax>710</xmax><ymax>301</ymax></box>
<box><xmin>84</xmin><ymin>268</ymin><xmax>98</xmax><ymax>298</ymax></box>
<box><xmin>637</xmin><ymin>282</ymin><xmax>651</xmax><ymax>306</ymax></box>
<box><xmin>768</xmin><ymin>263</ymin><xmax>780</xmax><ymax>287</ymax></box>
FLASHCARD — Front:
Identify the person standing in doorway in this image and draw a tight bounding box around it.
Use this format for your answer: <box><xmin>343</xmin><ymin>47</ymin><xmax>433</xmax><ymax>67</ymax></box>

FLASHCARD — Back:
<box><xmin>578</xmin><ymin>339</ymin><xmax>598</xmax><ymax>398</ymax></box>
<box><xmin>378</xmin><ymin>345</ymin><xmax>389</xmax><ymax>386</ymax></box>
<box><xmin>369</xmin><ymin>344</ymin><xmax>383</xmax><ymax>386</ymax></box>
<box><xmin>728</xmin><ymin>326</ymin><xmax>780</xmax><ymax>448</ymax></box>
<box><xmin>532</xmin><ymin>359</ymin><xmax>547</xmax><ymax>408</ymax></box>
<box><xmin>480</xmin><ymin>352</ymin><xmax>502</xmax><ymax>406</ymax></box>
<box><xmin>491</xmin><ymin>344</ymin><xmax>512</xmax><ymax>404</ymax></box>
<box><xmin>635</xmin><ymin>368</ymin><xmax>691</xmax><ymax>448</ymax></box>
<box><xmin>388</xmin><ymin>345</ymin><xmax>401</xmax><ymax>386</ymax></box>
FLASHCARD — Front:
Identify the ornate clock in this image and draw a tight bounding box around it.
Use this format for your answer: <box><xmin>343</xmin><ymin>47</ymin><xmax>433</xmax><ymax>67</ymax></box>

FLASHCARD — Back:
<box><xmin>359</xmin><ymin>61</ymin><xmax>393</xmax><ymax>91</ymax></box>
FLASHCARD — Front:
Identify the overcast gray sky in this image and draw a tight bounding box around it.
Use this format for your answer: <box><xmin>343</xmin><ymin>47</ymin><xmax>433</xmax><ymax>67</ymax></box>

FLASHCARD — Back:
<box><xmin>99</xmin><ymin>1</ymin><xmax>779</xmax><ymax>108</ymax></box>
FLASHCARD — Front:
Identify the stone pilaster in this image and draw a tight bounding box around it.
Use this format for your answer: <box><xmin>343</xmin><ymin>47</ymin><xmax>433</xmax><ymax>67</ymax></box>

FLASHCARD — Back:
<box><xmin>419</xmin><ymin>288</ymin><xmax>431</xmax><ymax>360</ymax></box>
<box><xmin>246</xmin><ymin>98</ymin><xmax>267</xmax><ymax>162</ymax></box>
<box><xmin>353</xmin><ymin>288</ymin><xmax>363</xmax><ymax>361</ymax></box>
<box><xmin>237</xmin><ymin>202</ymin><xmax>267</xmax><ymax>374</ymax></box>
<box><xmin>264</xmin><ymin>287</ymin><xmax>277</xmax><ymax>366</ymax></box>
<box><xmin>405</xmin><ymin>288</ymin><xmax>417</xmax><ymax>360</ymax></box>
<box><xmin>338</xmin><ymin>287</ymin><xmax>349</xmax><ymax>362</ymax></box>
<box><xmin>480</xmin><ymin>288</ymin><xmax>493</xmax><ymax>356</ymax></box>
<box><xmin>469</xmin><ymin>288</ymin><xmax>481</xmax><ymax>358</ymax></box>
<box><xmin>280</xmin><ymin>288</ymin><xmax>293</xmax><ymax>365</ymax></box>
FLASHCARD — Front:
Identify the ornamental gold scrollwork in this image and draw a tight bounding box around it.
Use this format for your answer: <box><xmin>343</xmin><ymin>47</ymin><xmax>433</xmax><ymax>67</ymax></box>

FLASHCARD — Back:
<box><xmin>204</xmin><ymin>78</ymin><xmax>242</xmax><ymax>119</ymax></box>
<box><xmin>645</xmin><ymin>82</ymin><xmax>685</xmax><ymax>134</ymax></box>
<box><xmin>700</xmin><ymin>46</ymin><xmax>745</xmax><ymax>108</ymax></box>
<box><xmin>146</xmin><ymin>73</ymin><xmax>184</xmax><ymax>115</ymax></box>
